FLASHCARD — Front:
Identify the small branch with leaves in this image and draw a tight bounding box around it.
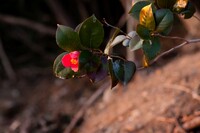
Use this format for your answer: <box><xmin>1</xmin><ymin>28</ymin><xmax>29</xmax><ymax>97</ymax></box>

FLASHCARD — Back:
<box><xmin>53</xmin><ymin>0</ymin><xmax>200</xmax><ymax>89</ymax></box>
<box><xmin>151</xmin><ymin>38</ymin><xmax>200</xmax><ymax>65</ymax></box>
<box><xmin>51</xmin><ymin>0</ymin><xmax>200</xmax><ymax>132</ymax></box>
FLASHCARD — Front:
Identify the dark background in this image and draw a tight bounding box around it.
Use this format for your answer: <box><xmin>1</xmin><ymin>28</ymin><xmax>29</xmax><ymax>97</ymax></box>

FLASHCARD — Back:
<box><xmin>0</xmin><ymin>0</ymin><xmax>200</xmax><ymax>133</ymax></box>
<box><xmin>0</xmin><ymin>0</ymin><xmax>125</xmax><ymax>132</ymax></box>
<box><xmin>0</xmin><ymin>0</ymin><xmax>125</xmax><ymax>82</ymax></box>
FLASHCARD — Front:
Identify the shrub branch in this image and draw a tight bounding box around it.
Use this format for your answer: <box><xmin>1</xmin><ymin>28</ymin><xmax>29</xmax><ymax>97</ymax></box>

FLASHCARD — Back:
<box><xmin>150</xmin><ymin>38</ymin><xmax>200</xmax><ymax>65</ymax></box>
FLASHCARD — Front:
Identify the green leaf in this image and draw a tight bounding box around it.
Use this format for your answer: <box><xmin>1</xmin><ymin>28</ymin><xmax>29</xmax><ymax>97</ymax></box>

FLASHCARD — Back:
<box><xmin>139</xmin><ymin>4</ymin><xmax>156</xmax><ymax>31</ymax></box>
<box><xmin>129</xmin><ymin>1</ymin><xmax>151</xmax><ymax>20</ymax></box>
<box><xmin>136</xmin><ymin>24</ymin><xmax>151</xmax><ymax>40</ymax></box>
<box><xmin>112</xmin><ymin>59</ymin><xmax>136</xmax><ymax>85</ymax></box>
<box><xmin>155</xmin><ymin>9</ymin><xmax>174</xmax><ymax>35</ymax></box>
<box><xmin>79</xmin><ymin>50</ymin><xmax>101</xmax><ymax>73</ymax></box>
<box><xmin>108</xmin><ymin>59</ymin><xmax>119</xmax><ymax>89</ymax></box>
<box><xmin>56</xmin><ymin>25</ymin><xmax>81</xmax><ymax>52</ymax></box>
<box><xmin>53</xmin><ymin>52</ymin><xmax>76</xmax><ymax>79</ymax></box>
<box><xmin>157</xmin><ymin>0</ymin><xmax>176</xmax><ymax>9</ymax></box>
<box><xmin>180</xmin><ymin>2</ymin><xmax>196</xmax><ymax>19</ymax></box>
<box><xmin>79</xmin><ymin>15</ymin><xmax>104</xmax><ymax>49</ymax></box>
<box><xmin>142</xmin><ymin>38</ymin><xmax>161</xmax><ymax>61</ymax></box>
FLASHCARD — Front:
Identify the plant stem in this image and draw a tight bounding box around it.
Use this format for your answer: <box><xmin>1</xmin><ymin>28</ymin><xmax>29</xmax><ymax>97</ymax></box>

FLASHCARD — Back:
<box><xmin>103</xmin><ymin>18</ymin><xmax>128</xmax><ymax>36</ymax></box>
<box><xmin>193</xmin><ymin>15</ymin><xmax>200</xmax><ymax>22</ymax></box>
<box><xmin>109</xmin><ymin>55</ymin><xmax>127</xmax><ymax>61</ymax></box>
<box><xmin>153</xmin><ymin>33</ymin><xmax>188</xmax><ymax>42</ymax></box>
<box><xmin>150</xmin><ymin>38</ymin><xmax>200</xmax><ymax>65</ymax></box>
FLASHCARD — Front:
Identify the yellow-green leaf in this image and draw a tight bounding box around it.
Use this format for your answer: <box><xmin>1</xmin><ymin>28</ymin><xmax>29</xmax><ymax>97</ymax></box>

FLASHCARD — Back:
<box><xmin>143</xmin><ymin>55</ymin><xmax>149</xmax><ymax>67</ymax></box>
<box><xmin>139</xmin><ymin>4</ymin><xmax>156</xmax><ymax>31</ymax></box>
<box><xmin>173</xmin><ymin>0</ymin><xmax>188</xmax><ymax>12</ymax></box>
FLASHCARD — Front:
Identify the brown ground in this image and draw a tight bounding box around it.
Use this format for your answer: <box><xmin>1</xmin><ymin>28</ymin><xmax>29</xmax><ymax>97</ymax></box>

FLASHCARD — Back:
<box><xmin>1</xmin><ymin>15</ymin><xmax>200</xmax><ymax>133</ymax></box>
<box><xmin>78</xmin><ymin>16</ymin><xmax>200</xmax><ymax>133</ymax></box>
<box><xmin>2</xmin><ymin>42</ymin><xmax>199</xmax><ymax>133</ymax></box>
<box><xmin>80</xmin><ymin>46</ymin><xmax>200</xmax><ymax>133</ymax></box>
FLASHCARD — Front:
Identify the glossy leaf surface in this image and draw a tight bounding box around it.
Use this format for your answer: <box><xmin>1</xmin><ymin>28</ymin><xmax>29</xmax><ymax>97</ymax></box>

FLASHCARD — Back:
<box><xmin>139</xmin><ymin>4</ymin><xmax>155</xmax><ymax>31</ymax></box>
<box><xmin>108</xmin><ymin>59</ymin><xmax>119</xmax><ymax>89</ymax></box>
<box><xmin>112</xmin><ymin>59</ymin><xmax>136</xmax><ymax>85</ymax></box>
<box><xmin>79</xmin><ymin>15</ymin><xmax>104</xmax><ymax>49</ymax></box>
<box><xmin>136</xmin><ymin>24</ymin><xmax>151</xmax><ymax>40</ymax></box>
<box><xmin>155</xmin><ymin>9</ymin><xmax>174</xmax><ymax>35</ymax></box>
<box><xmin>129</xmin><ymin>1</ymin><xmax>151</xmax><ymax>20</ymax></box>
<box><xmin>142</xmin><ymin>38</ymin><xmax>161</xmax><ymax>61</ymax></box>
<box><xmin>56</xmin><ymin>25</ymin><xmax>81</xmax><ymax>52</ymax></box>
<box><xmin>173</xmin><ymin>0</ymin><xmax>188</xmax><ymax>13</ymax></box>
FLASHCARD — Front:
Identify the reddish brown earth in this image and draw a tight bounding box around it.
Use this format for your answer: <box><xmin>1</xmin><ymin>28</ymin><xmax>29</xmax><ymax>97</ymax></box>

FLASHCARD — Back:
<box><xmin>79</xmin><ymin>45</ymin><xmax>200</xmax><ymax>133</ymax></box>
<box><xmin>1</xmin><ymin>15</ymin><xmax>200</xmax><ymax>133</ymax></box>
<box><xmin>1</xmin><ymin>44</ymin><xmax>200</xmax><ymax>133</ymax></box>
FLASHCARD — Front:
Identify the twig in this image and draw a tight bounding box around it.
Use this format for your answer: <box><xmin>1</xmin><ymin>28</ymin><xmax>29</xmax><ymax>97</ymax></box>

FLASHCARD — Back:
<box><xmin>150</xmin><ymin>38</ymin><xmax>200</xmax><ymax>65</ymax></box>
<box><xmin>193</xmin><ymin>15</ymin><xmax>200</xmax><ymax>22</ymax></box>
<box><xmin>183</xmin><ymin>117</ymin><xmax>200</xmax><ymax>130</ymax></box>
<box><xmin>164</xmin><ymin>83</ymin><xmax>200</xmax><ymax>102</ymax></box>
<box><xmin>0</xmin><ymin>14</ymin><xmax>55</xmax><ymax>36</ymax></box>
<box><xmin>0</xmin><ymin>38</ymin><xmax>16</xmax><ymax>81</ymax></box>
<box><xmin>174</xmin><ymin>118</ymin><xmax>187</xmax><ymax>133</ymax></box>
<box><xmin>156</xmin><ymin>117</ymin><xmax>186</xmax><ymax>133</ymax></box>
<box><xmin>103</xmin><ymin>19</ymin><xmax>131</xmax><ymax>38</ymax></box>
<box><xmin>153</xmin><ymin>33</ymin><xmax>189</xmax><ymax>42</ymax></box>
<box><xmin>63</xmin><ymin>80</ymin><xmax>110</xmax><ymax>133</ymax></box>
<box><xmin>156</xmin><ymin>117</ymin><xmax>176</xmax><ymax>123</ymax></box>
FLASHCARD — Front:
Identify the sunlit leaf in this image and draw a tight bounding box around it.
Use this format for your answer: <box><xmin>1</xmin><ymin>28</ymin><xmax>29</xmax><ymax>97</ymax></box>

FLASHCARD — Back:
<box><xmin>180</xmin><ymin>1</ymin><xmax>196</xmax><ymax>19</ymax></box>
<box><xmin>173</xmin><ymin>0</ymin><xmax>188</xmax><ymax>13</ymax></box>
<box><xmin>122</xmin><ymin>31</ymin><xmax>142</xmax><ymax>50</ymax></box>
<box><xmin>142</xmin><ymin>37</ymin><xmax>161</xmax><ymax>61</ymax></box>
<box><xmin>56</xmin><ymin>25</ymin><xmax>81</xmax><ymax>52</ymax></box>
<box><xmin>139</xmin><ymin>4</ymin><xmax>156</xmax><ymax>31</ymax></box>
<box><xmin>122</xmin><ymin>39</ymin><xmax>130</xmax><ymax>47</ymax></box>
<box><xmin>79</xmin><ymin>15</ymin><xmax>104</xmax><ymax>49</ymax></box>
<box><xmin>155</xmin><ymin>9</ymin><xmax>174</xmax><ymax>35</ymax></box>
<box><xmin>111</xmin><ymin>35</ymin><xmax>126</xmax><ymax>47</ymax></box>
<box><xmin>129</xmin><ymin>1</ymin><xmax>151</xmax><ymax>20</ymax></box>
<box><xmin>128</xmin><ymin>31</ymin><xmax>137</xmax><ymax>36</ymax></box>
<box><xmin>129</xmin><ymin>37</ymin><xmax>143</xmax><ymax>51</ymax></box>
<box><xmin>143</xmin><ymin>55</ymin><xmax>149</xmax><ymax>67</ymax></box>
